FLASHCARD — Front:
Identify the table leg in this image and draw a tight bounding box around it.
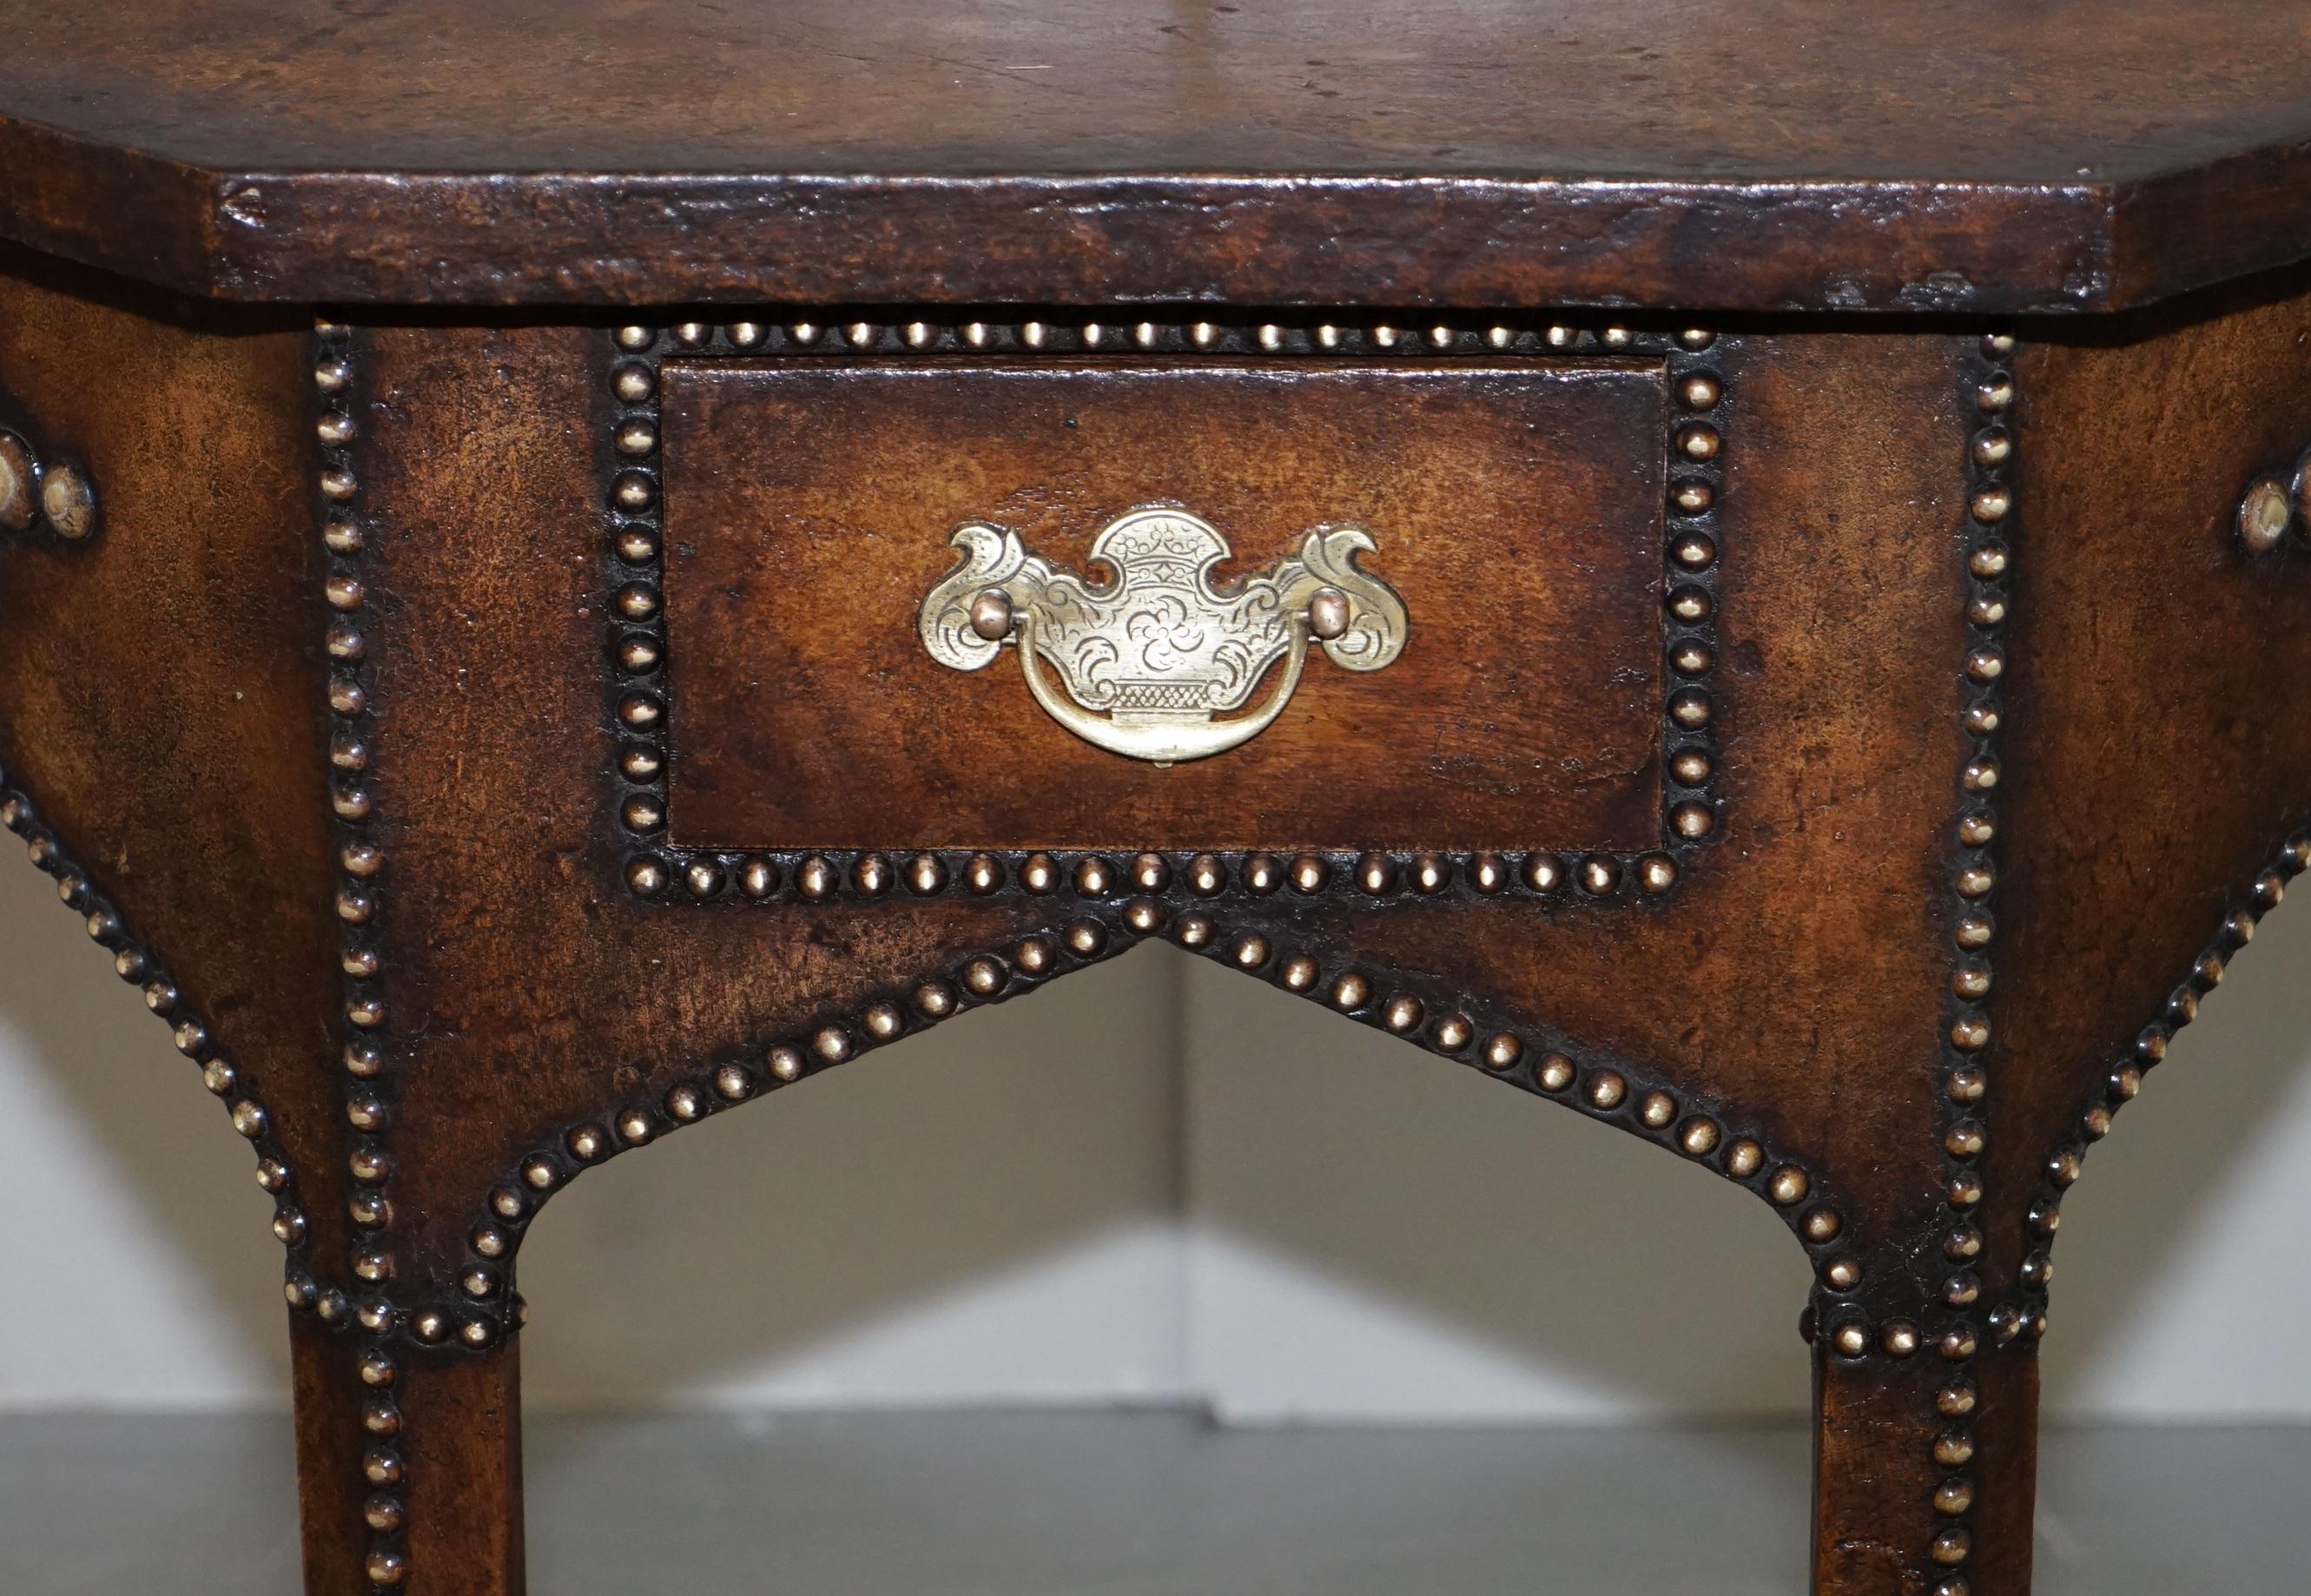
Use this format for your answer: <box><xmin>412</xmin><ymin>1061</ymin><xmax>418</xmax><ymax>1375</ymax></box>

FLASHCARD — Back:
<box><xmin>1812</xmin><ymin>1336</ymin><xmax>2038</xmax><ymax>1595</ymax></box>
<box><xmin>292</xmin><ymin>1310</ymin><xmax>527</xmax><ymax>1595</ymax></box>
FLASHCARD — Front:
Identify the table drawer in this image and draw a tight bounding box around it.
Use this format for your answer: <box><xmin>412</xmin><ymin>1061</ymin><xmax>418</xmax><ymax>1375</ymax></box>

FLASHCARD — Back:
<box><xmin>604</xmin><ymin>318</ymin><xmax>1725</xmax><ymax>894</ymax></box>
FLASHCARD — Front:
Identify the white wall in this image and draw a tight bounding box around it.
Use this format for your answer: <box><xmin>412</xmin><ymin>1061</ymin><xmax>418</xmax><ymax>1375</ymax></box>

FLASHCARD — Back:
<box><xmin>3</xmin><ymin>847</ymin><xmax>2310</xmax><ymax>1421</ymax></box>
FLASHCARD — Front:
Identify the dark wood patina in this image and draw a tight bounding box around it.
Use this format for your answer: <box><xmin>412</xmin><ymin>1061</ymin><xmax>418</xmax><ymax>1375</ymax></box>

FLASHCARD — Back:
<box><xmin>2</xmin><ymin>4</ymin><xmax>2308</xmax><ymax>1593</ymax></box>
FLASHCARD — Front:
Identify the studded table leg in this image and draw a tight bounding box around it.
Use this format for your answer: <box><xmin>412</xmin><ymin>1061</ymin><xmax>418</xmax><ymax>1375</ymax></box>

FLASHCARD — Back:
<box><xmin>1811</xmin><ymin>1335</ymin><xmax>2038</xmax><ymax>1596</ymax></box>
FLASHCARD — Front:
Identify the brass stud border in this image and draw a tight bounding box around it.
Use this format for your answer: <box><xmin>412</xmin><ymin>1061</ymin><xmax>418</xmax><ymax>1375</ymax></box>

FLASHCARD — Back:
<box><xmin>439</xmin><ymin>903</ymin><xmax>1849</xmax><ymax>1347</ymax></box>
<box><xmin>1905</xmin><ymin>326</ymin><xmax>2021</xmax><ymax>1596</ymax></box>
<box><xmin>598</xmin><ymin>314</ymin><xmax>1727</xmax><ymax>907</ymax></box>
<box><xmin>0</xmin><ymin>778</ymin><xmax>312</xmax><ymax>1275</ymax></box>
<box><xmin>1991</xmin><ymin>826</ymin><xmax>2309</xmax><ymax>1340</ymax></box>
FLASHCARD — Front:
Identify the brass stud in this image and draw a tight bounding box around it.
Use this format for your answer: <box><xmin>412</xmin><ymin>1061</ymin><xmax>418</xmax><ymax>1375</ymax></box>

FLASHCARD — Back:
<box><xmin>682</xmin><ymin>859</ymin><xmax>723</xmax><ymax>899</ymax></box>
<box><xmin>1427</xmin><ymin>324</ymin><xmax>1454</xmax><ymax>348</ymax></box>
<box><xmin>1675</xmin><ymin>422</ymin><xmax>1720</xmax><ymax>461</ymax></box>
<box><xmin>964</xmin><ymin>854</ymin><xmax>1003</xmax><ymax>894</ymax></box>
<box><xmin>812</xmin><ymin>1026</ymin><xmax>853</xmax><ymax>1064</ymax></box>
<box><xmin>2047</xmin><ymin>1149</ymin><xmax>2083</xmax><ymax>1187</ymax></box>
<box><xmin>1132</xmin><ymin>852</ymin><xmax>1170</xmax><ymax>892</ymax></box>
<box><xmin>1638</xmin><ymin>854</ymin><xmax>1679</xmax><ymax>894</ymax></box>
<box><xmin>1578</xmin><ymin>856</ymin><xmax>1621</xmax><ymax>895</ymax></box>
<box><xmin>1587</xmin><ymin>1071</ymin><xmax>1627</xmax><ymax>1111</ymax></box>
<box><xmin>1934</xmin><ymin>1479</ymin><xmax>1974</xmax><ymax>1517</ymax></box>
<box><xmin>1066</xmin><ymin>919</ymin><xmax>1107</xmax><ymax>957</ymax></box>
<box><xmin>1970</xmin><ymin>487</ymin><xmax>2011</xmax><ymax>524</ymax></box>
<box><xmin>1976</xmin><ymin>373</ymin><xmax>2015</xmax><ymax>412</ymax></box>
<box><xmin>1482</xmin><ymin>1032</ymin><xmax>1522</xmax><ymax>1071</ymax></box>
<box><xmin>852</xmin><ymin>854</ymin><xmax>892</xmax><ymax>896</ymax></box>
<box><xmin>1432</xmin><ymin>1013</ymin><xmax>1473</xmax><ymax>1052</ymax></box>
<box><xmin>1821</xmin><ymin>1256</ymin><xmax>1861</xmax><ymax>1291</ymax></box>
<box><xmin>1411</xmin><ymin>853</ymin><xmax>1450</xmax><ymax>894</ymax></box>
<box><xmin>1947</xmin><ymin>1066</ymin><xmax>1987</xmax><ymax>1104</ymax></box>
<box><xmin>1188</xmin><ymin>854</ymin><xmax>1225</xmax><ymax>894</ymax></box>
<box><xmin>1243</xmin><ymin>854</ymin><xmax>1283</xmax><ymax>893</ymax></box>
<box><xmin>1679</xmin><ymin>328</ymin><xmax>1716</xmax><ymax>351</ymax></box>
<box><xmin>1882</xmin><ymin>1321</ymin><xmax>1921</xmax><ymax>1358</ymax></box>
<box><xmin>1829</xmin><ymin>1320</ymin><xmax>1870</xmax><ymax>1358</ymax></box>
<box><xmin>1670</xmin><ymin>478</ymin><xmax>1715</xmax><ymax>515</ymax></box>
<box><xmin>1671</xmin><ymin>531</ymin><xmax>1717</xmax><ymax>570</ymax></box>
<box><xmin>39</xmin><ymin>462</ymin><xmax>98</xmax><ymax>539</ymax></box>
<box><xmin>906</xmin><ymin>853</ymin><xmax>948</xmax><ymax>895</ymax></box>
<box><xmin>1522</xmin><ymin>854</ymin><xmax>1564</xmax><ymax>893</ymax></box>
<box><xmin>566</xmin><ymin>1124</ymin><xmax>607</xmax><ymax>1161</ymax></box>
<box><xmin>963</xmin><ymin>956</ymin><xmax>1007</xmax><ymax>996</ymax></box>
<box><xmin>1679</xmin><ymin>373</ymin><xmax>1721</xmax><ymax>410</ymax></box>
<box><xmin>1969</xmin><ymin>544</ymin><xmax>2009</xmax><ymax>579</ymax></box>
<box><xmin>1075</xmin><ymin>855</ymin><xmax>1116</xmax><ymax>896</ymax></box>
<box><xmin>1175</xmin><ymin>914</ymin><xmax>1213</xmax><ymax>949</ymax></box>
<box><xmin>1767</xmin><ymin>1166</ymin><xmax>1810</xmax><ymax>1205</ymax></box>
<box><xmin>1230</xmin><ymin>933</ymin><xmax>1270</xmax><ymax>970</ymax></box>
<box><xmin>863</xmin><ymin>1002</ymin><xmax>905</xmax><ymax>1039</ymax></box>
<box><xmin>1538</xmin><ymin>1053</ymin><xmax>1575</xmax><ymax>1092</ymax></box>
<box><xmin>767</xmin><ymin>1047</ymin><xmax>805</xmax><ymax>1083</ymax></box>
<box><xmin>1014</xmin><ymin>938</ymin><xmax>1055</xmax><ymax>977</ymax></box>
<box><xmin>914</xmin><ymin>980</ymin><xmax>956</xmax><ymax>1018</ymax></box>
<box><xmin>1678</xmin><ymin>1117</ymin><xmax>1720</xmax><ymax>1157</ymax></box>
<box><xmin>1383</xmin><ymin>994</ymin><xmax>1423</xmax><ymax>1032</ymax></box>
<box><xmin>796</xmin><ymin>855</ymin><xmax>835</xmax><ymax>900</ymax></box>
<box><xmin>1667</xmin><ymin>689</ymin><xmax>1712</xmax><ymax>730</ymax></box>
<box><xmin>739</xmin><ymin>858</ymin><xmax>778</xmax><ymax>899</ymax></box>
<box><xmin>230</xmin><ymin>1100</ymin><xmax>267</xmax><ymax>1139</ymax></box>
<box><xmin>1330</xmin><ymin>973</ymin><xmax>1370</xmax><ymax>1010</ymax></box>
<box><xmin>1290</xmin><ymin>853</ymin><xmax>1329</xmax><ymax>894</ymax></box>
<box><xmin>1278</xmin><ymin>954</ymin><xmax>1317</xmax><ymax>992</ymax></box>
<box><xmin>1258</xmin><ymin>324</ymin><xmax>1284</xmax><ymax>351</ymax></box>
<box><xmin>1123</xmin><ymin>898</ymin><xmax>1165</xmax><ymax>933</ymax></box>
<box><xmin>1357</xmin><ymin>852</ymin><xmax>1397</xmax><ymax>894</ymax></box>
<box><xmin>1945</xmin><ymin>1119</ymin><xmax>1984</xmax><ymax>1157</ymax></box>
<box><xmin>1470</xmin><ymin>853</ymin><xmax>1508</xmax><ymax>893</ymax></box>
<box><xmin>1639</xmin><ymin>1091</ymin><xmax>1677</xmax><ymax>1129</ymax></box>
<box><xmin>1950</xmin><ymin>1017</ymin><xmax>1991</xmax><ymax>1052</ymax></box>
<box><xmin>1940</xmin><ymin>1329</ymin><xmax>1979</xmax><ymax>1362</ymax></box>
<box><xmin>1021</xmin><ymin>853</ymin><xmax>1059</xmax><ymax>893</ymax></box>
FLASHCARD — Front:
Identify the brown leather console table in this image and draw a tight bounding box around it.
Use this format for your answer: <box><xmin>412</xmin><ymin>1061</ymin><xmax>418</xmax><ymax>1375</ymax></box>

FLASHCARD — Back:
<box><xmin>5</xmin><ymin>4</ymin><xmax>2310</xmax><ymax>1592</ymax></box>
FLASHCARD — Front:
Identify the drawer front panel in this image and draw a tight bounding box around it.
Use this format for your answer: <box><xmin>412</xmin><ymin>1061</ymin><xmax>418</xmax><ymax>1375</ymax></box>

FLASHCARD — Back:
<box><xmin>655</xmin><ymin>356</ymin><xmax>1672</xmax><ymax>854</ymax></box>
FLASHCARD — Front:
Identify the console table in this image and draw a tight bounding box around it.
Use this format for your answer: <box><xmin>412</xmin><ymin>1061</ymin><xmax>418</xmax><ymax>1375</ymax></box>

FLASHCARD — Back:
<box><xmin>4</xmin><ymin>5</ymin><xmax>2308</xmax><ymax>1592</ymax></box>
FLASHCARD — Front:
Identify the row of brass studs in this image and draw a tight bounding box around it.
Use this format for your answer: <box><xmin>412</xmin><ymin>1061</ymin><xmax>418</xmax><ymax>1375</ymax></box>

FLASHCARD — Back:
<box><xmin>313</xmin><ymin>320</ymin><xmax>417</xmax><ymax>1594</ymax></box>
<box><xmin>624</xmin><ymin>847</ymin><xmax>1682</xmax><ymax>906</ymax></box>
<box><xmin>445</xmin><ymin>894</ymin><xmax>1852</xmax><ymax>1340</ymax></box>
<box><xmin>1991</xmin><ymin>830</ymin><xmax>2308</xmax><ymax>1335</ymax></box>
<box><xmin>1915</xmin><ymin>331</ymin><xmax>2020</xmax><ymax>1596</ymax></box>
<box><xmin>599</xmin><ymin>314</ymin><xmax>1727</xmax><ymax>903</ymax></box>
<box><xmin>0</xmin><ymin>782</ymin><xmax>310</xmax><ymax>1260</ymax></box>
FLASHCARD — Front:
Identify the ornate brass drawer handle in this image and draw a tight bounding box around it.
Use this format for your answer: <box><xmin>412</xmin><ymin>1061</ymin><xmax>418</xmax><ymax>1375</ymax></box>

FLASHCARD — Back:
<box><xmin>919</xmin><ymin>506</ymin><xmax>1409</xmax><ymax>764</ymax></box>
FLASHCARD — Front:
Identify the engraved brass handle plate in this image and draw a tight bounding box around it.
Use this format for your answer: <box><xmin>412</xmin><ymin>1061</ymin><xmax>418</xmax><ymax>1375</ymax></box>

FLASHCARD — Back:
<box><xmin>919</xmin><ymin>506</ymin><xmax>1409</xmax><ymax>764</ymax></box>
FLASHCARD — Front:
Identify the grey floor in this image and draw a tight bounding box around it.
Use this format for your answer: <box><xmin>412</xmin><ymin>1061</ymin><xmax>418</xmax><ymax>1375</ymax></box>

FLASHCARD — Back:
<box><xmin>0</xmin><ymin>1411</ymin><xmax>2301</xmax><ymax>1593</ymax></box>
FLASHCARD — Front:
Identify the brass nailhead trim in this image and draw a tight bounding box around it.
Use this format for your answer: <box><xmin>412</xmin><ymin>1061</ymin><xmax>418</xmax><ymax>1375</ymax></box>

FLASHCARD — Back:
<box><xmin>601</xmin><ymin>314</ymin><xmax>1728</xmax><ymax>907</ymax></box>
